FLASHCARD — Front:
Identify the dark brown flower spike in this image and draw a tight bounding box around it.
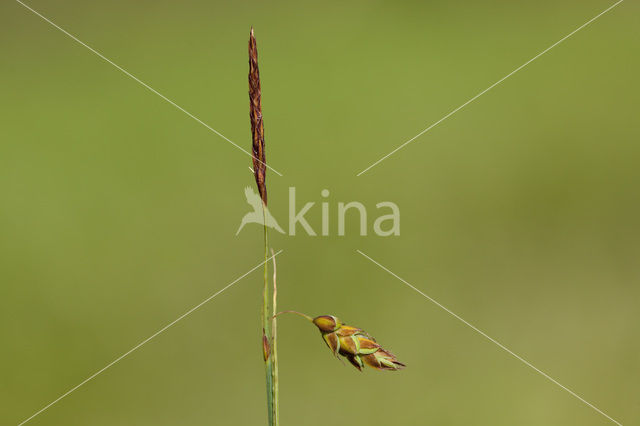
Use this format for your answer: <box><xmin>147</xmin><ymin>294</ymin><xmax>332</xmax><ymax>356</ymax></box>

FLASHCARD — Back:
<box><xmin>249</xmin><ymin>27</ymin><xmax>267</xmax><ymax>206</ymax></box>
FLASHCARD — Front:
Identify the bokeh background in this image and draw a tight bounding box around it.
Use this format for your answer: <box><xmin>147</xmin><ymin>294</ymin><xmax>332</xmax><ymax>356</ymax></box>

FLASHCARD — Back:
<box><xmin>1</xmin><ymin>0</ymin><xmax>638</xmax><ymax>424</ymax></box>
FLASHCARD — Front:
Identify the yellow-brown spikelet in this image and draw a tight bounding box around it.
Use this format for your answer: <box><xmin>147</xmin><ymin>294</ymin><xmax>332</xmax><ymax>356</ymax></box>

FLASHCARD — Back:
<box><xmin>312</xmin><ymin>315</ymin><xmax>405</xmax><ymax>371</ymax></box>
<box><xmin>262</xmin><ymin>331</ymin><xmax>271</xmax><ymax>361</ymax></box>
<box><xmin>248</xmin><ymin>27</ymin><xmax>267</xmax><ymax>206</ymax></box>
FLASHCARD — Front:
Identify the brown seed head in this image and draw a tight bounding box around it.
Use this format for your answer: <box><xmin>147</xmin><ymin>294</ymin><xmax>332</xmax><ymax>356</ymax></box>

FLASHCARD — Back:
<box><xmin>248</xmin><ymin>27</ymin><xmax>267</xmax><ymax>205</ymax></box>
<box><xmin>312</xmin><ymin>314</ymin><xmax>405</xmax><ymax>372</ymax></box>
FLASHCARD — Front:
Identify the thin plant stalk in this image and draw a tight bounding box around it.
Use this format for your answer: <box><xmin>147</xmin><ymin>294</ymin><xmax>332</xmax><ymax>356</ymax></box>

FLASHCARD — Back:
<box><xmin>262</xmin><ymin>208</ymin><xmax>274</xmax><ymax>425</ymax></box>
<box><xmin>274</xmin><ymin>310</ymin><xmax>313</xmax><ymax>322</ymax></box>
<box><xmin>249</xmin><ymin>27</ymin><xmax>278</xmax><ymax>426</ymax></box>
<box><xmin>270</xmin><ymin>248</ymin><xmax>279</xmax><ymax>425</ymax></box>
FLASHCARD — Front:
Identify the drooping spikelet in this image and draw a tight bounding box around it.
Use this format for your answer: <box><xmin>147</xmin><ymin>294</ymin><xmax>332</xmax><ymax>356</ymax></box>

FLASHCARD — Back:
<box><xmin>248</xmin><ymin>27</ymin><xmax>267</xmax><ymax>206</ymax></box>
<box><xmin>312</xmin><ymin>315</ymin><xmax>405</xmax><ymax>371</ymax></box>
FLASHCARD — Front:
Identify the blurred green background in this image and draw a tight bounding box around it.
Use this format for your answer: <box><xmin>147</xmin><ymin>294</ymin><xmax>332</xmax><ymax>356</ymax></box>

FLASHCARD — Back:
<box><xmin>1</xmin><ymin>0</ymin><xmax>638</xmax><ymax>424</ymax></box>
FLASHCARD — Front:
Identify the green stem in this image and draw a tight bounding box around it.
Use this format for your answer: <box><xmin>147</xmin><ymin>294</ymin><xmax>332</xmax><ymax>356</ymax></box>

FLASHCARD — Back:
<box><xmin>261</xmin><ymin>205</ymin><xmax>278</xmax><ymax>426</ymax></box>
<box><xmin>273</xmin><ymin>310</ymin><xmax>313</xmax><ymax>322</ymax></box>
<box><xmin>270</xmin><ymin>249</ymin><xmax>279</xmax><ymax>426</ymax></box>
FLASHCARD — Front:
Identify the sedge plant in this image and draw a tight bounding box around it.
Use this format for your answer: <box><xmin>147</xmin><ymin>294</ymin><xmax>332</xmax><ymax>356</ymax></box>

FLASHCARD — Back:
<box><xmin>248</xmin><ymin>28</ymin><xmax>405</xmax><ymax>426</ymax></box>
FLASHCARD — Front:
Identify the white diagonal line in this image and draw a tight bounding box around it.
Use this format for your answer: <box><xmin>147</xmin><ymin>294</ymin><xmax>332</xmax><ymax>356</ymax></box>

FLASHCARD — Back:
<box><xmin>17</xmin><ymin>250</ymin><xmax>283</xmax><ymax>426</ymax></box>
<box><xmin>16</xmin><ymin>0</ymin><xmax>284</xmax><ymax>177</ymax></box>
<box><xmin>356</xmin><ymin>0</ymin><xmax>624</xmax><ymax>176</ymax></box>
<box><xmin>357</xmin><ymin>249</ymin><xmax>622</xmax><ymax>426</ymax></box>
